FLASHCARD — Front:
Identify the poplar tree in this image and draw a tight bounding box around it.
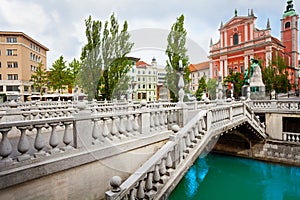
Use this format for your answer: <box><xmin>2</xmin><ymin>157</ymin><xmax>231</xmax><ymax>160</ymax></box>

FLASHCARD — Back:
<box><xmin>79</xmin><ymin>14</ymin><xmax>133</xmax><ymax>100</ymax></box>
<box><xmin>165</xmin><ymin>14</ymin><xmax>190</xmax><ymax>102</ymax></box>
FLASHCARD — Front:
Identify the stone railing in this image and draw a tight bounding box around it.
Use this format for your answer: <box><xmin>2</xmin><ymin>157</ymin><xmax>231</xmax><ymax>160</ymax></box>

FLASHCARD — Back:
<box><xmin>283</xmin><ymin>132</ymin><xmax>300</xmax><ymax>143</ymax></box>
<box><xmin>105</xmin><ymin>102</ymin><xmax>266</xmax><ymax>199</ymax></box>
<box><xmin>250</xmin><ymin>100</ymin><xmax>300</xmax><ymax>113</ymax></box>
<box><xmin>105</xmin><ymin>110</ymin><xmax>208</xmax><ymax>200</ymax></box>
<box><xmin>0</xmin><ymin>102</ymin><xmax>181</xmax><ymax>189</ymax></box>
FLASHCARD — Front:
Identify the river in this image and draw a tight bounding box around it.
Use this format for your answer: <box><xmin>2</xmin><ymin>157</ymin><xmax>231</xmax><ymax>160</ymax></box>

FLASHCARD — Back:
<box><xmin>168</xmin><ymin>153</ymin><xmax>300</xmax><ymax>200</ymax></box>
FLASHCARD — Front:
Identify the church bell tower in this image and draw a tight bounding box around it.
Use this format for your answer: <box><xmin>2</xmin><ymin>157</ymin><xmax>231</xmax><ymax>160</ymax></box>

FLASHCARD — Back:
<box><xmin>281</xmin><ymin>0</ymin><xmax>299</xmax><ymax>70</ymax></box>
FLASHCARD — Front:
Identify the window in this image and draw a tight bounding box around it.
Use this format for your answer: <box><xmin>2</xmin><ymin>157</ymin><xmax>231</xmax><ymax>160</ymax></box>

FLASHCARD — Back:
<box><xmin>6</xmin><ymin>49</ymin><xmax>13</xmax><ymax>56</ymax></box>
<box><xmin>138</xmin><ymin>77</ymin><xmax>140</xmax><ymax>81</ymax></box>
<box><xmin>0</xmin><ymin>74</ymin><xmax>2</xmax><ymax>80</ymax></box>
<box><xmin>143</xmin><ymin>84</ymin><xmax>145</xmax><ymax>89</ymax></box>
<box><xmin>233</xmin><ymin>33</ymin><xmax>239</xmax><ymax>45</ymax></box>
<box><xmin>0</xmin><ymin>62</ymin><xmax>1</xmax><ymax>68</ymax></box>
<box><xmin>6</xmin><ymin>85</ymin><xmax>19</xmax><ymax>91</ymax></box>
<box><xmin>6</xmin><ymin>37</ymin><xmax>17</xmax><ymax>43</ymax></box>
<box><xmin>7</xmin><ymin>74</ymin><xmax>18</xmax><ymax>80</ymax></box>
<box><xmin>149</xmin><ymin>84</ymin><xmax>151</xmax><ymax>89</ymax></box>
<box><xmin>241</xmin><ymin>66</ymin><xmax>244</xmax><ymax>73</ymax></box>
<box><xmin>7</xmin><ymin>62</ymin><xmax>18</xmax><ymax>68</ymax></box>
<box><xmin>285</xmin><ymin>22</ymin><xmax>291</xmax><ymax>29</ymax></box>
<box><xmin>0</xmin><ymin>86</ymin><xmax>3</xmax><ymax>92</ymax></box>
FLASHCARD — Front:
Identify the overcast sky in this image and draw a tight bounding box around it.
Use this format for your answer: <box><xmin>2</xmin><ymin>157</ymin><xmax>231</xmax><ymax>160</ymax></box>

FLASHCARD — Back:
<box><xmin>1</xmin><ymin>0</ymin><xmax>298</xmax><ymax>68</ymax></box>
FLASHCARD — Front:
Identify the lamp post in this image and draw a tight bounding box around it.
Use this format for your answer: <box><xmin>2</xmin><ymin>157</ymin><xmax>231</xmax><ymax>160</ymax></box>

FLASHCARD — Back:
<box><xmin>177</xmin><ymin>60</ymin><xmax>185</xmax><ymax>103</ymax></box>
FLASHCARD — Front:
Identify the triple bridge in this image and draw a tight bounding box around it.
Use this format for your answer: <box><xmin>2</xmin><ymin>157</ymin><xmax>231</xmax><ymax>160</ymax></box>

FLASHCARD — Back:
<box><xmin>0</xmin><ymin>99</ymin><xmax>297</xmax><ymax>200</ymax></box>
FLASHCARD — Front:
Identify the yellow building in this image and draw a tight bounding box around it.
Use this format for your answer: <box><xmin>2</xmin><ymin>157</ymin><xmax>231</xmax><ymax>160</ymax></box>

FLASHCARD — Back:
<box><xmin>0</xmin><ymin>31</ymin><xmax>49</xmax><ymax>101</ymax></box>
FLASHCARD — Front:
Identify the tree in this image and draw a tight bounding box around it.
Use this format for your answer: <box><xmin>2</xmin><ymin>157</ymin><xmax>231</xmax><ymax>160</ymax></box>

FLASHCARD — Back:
<box><xmin>195</xmin><ymin>76</ymin><xmax>207</xmax><ymax>101</ymax></box>
<box><xmin>79</xmin><ymin>14</ymin><xmax>133</xmax><ymax>100</ymax></box>
<box><xmin>68</xmin><ymin>58</ymin><xmax>81</xmax><ymax>88</ymax></box>
<box><xmin>30</xmin><ymin>62</ymin><xmax>48</xmax><ymax>95</ymax></box>
<box><xmin>48</xmin><ymin>56</ymin><xmax>69</xmax><ymax>93</ymax></box>
<box><xmin>224</xmin><ymin>72</ymin><xmax>244</xmax><ymax>98</ymax></box>
<box><xmin>207</xmin><ymin>78</ymin><xmax>217</xmax><ymax>100</ymax></box>
<box><xmin>262</xmin><ymin>56</ymin><xmax>291</xmax><ymax>95</ymax></box>
<box><xmin>165</xmin><ymin>14</ymin><xmax>189</xmax><ymax>102</ymax></box>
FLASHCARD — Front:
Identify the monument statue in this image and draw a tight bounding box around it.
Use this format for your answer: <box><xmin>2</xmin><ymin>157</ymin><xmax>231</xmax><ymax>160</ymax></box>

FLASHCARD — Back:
<box><xmin>242</xmin><ymin>58</ymin><xmax>265</xmax><ymax>99</ymax></box>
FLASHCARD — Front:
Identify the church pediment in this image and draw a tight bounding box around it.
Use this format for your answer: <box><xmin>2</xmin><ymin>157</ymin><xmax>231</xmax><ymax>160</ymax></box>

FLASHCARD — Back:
<box><xmin>222</xmin><ymin>17</ymin><xmax>254</xmax><ymax>29</ymax></box>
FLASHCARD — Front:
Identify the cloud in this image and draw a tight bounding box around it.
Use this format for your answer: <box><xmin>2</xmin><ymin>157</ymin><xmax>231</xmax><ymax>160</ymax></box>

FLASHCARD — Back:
<box><xmin>0</xmin><ymin>0</ymin><xmax>298</xmax><ymax>67</ymax></box>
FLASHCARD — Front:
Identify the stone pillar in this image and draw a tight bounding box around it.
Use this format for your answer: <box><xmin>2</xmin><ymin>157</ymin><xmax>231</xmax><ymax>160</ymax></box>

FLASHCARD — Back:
<box><xmin>73</xmin><ymin>102</ymin><xmax>92</xmax><ymax>148</ymax></box>
<box><xmin>140</xmin><ymin>100</ymin><xmax>150</xmax><ymax>135</ymax></box>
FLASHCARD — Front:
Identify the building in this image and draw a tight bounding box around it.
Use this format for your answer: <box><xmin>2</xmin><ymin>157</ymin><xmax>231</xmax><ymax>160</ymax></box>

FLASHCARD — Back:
<box><xmin>209</xmin><ymin>0</ymin><xmax>299</xmax><ymax>90</ymax></box>
<box><xmin>0</xmin><ymin>31</ymin><xmax>49</xmax><ymax>101</ymax></box>
<box><xmin>189</xmin><ymin>61</ymin><xmax>210</xmax><ymax>93</ymax></box>
<box><xmin>135</xmin><ymin>59</ymin><xmax>158</xmax><ymax>101</ymax></box>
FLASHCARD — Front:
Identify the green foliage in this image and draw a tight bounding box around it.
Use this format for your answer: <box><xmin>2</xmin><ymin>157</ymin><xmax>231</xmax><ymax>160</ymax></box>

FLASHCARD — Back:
<box><xmin>30</xmin><ymin>62</ymin><xmax>48</xmax><ymax>95</ymax></box>
<box><xmin>165</xmin><ymin>14</ymin><xmax>189</xmax><ymax>102</ymax></box>
<box><xmin>224</xmin><ymin>72</ymin><xmax>244</xmax><ymax>98</ymax></box>
<box><xmin>262</xmin><ymin>56</ymin><xmax>291</xmax><ymax>94</ymax></box>
<box><xmin>79</xmin><ymin>14</ymin><xmax>133</xmax><ymax>100</ymax></box>
<box><xmin>48</xmin><ymin>56</ymin><xmax>70</xmax><ymax>93</ymax></box>
<box><xmin>68</xmin><ymin>58</ymin><xmax>81</xmax><ymax>88</ymax></box>
<box><xmin>195</xmin><ymin>76</ymin><xmax>207</xmax><ymax>101</ymax></box>
<box><xmin>207</xmin><ymin>78</ymin><xmax>217</xmax><ymax>100</ymax></box>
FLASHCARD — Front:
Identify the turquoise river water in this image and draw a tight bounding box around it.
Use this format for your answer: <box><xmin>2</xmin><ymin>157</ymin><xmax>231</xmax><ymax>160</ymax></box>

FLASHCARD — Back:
<box><xmin>168</xmin><ymin>153</ymin><xmax>300</xmax><ymax>200</ymax></box>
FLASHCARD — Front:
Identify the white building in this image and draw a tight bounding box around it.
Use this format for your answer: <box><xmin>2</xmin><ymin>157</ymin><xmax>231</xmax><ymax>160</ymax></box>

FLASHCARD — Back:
<box><xmin>189</xmin><ymin>61</ymin><xmax>210</xmax><ymax>93</ymax></box>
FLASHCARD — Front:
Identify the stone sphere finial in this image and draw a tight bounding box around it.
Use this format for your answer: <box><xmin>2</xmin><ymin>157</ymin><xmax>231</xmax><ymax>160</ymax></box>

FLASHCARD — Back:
<box><xmin>172</xmin><ymin>124</ymin><xmax>180</xmax><ymax>133</ymax></box>
<box><xmin>109</xmin><ymin>176</ymin><xmax>122</xmax><ymax>192</ymax></box>
<box><xmin>140</xmin><ymin>100</ymin><xmax>147</xmax><ymax>107</ymax></box>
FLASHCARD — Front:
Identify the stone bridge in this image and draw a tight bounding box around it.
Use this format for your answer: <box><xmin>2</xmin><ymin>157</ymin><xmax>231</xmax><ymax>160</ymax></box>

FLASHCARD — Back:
<box><xmin>0</xmin><ymin>99</ymin><xmax>299</xmax><ymax>199</ymax></box>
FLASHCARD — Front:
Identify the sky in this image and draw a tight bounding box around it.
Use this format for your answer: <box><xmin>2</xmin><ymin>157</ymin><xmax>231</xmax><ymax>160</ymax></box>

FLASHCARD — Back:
<box><xmin>0</xmin><ymin>0</ymin><xmax>298</xmax><ymax>68</ymax></box>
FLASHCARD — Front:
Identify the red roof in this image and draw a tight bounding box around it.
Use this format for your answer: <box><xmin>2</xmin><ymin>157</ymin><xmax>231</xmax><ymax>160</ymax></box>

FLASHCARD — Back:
<box><xmin>189</xmin><ymin>61</ymin><xmax>209</xmax><ymax>72</ymax></box>
<box><xmin>136</xmin><ymin>61</ymin><xmax>150</xmax><ymax>68</ymax></box>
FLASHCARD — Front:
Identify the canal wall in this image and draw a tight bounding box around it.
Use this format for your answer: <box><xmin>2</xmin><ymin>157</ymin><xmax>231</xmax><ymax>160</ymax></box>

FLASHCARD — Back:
<box><xmin>213</xmin><ymin>139</ymin><xmax>300</xmax><ymax>167</ymax></box>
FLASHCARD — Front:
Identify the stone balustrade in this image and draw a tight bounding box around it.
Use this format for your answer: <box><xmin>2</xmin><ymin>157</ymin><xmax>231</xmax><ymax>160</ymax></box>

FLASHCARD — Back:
<box><xmin>105</xmin><ymin>110</ymin><xmax>208</xmax><ymax>200</ymax></box>
<box><xmin>0</xmin><ymin>101</ymin><xmax>181</xmax><ymax>190</ymax></box>
<box><xmin>105</xmin><ymin>102</ymin><xmax>266</xmax><ymax>200</ymax></box>
<box><xmin>250</xmin><ymin>100</ymin><xmax>300</xmax><ymax>113</ymax></box>
<box><xmin>283</xmin><ymin>132</ymin><xmax>300</xmax><ymax>142</ymax></box>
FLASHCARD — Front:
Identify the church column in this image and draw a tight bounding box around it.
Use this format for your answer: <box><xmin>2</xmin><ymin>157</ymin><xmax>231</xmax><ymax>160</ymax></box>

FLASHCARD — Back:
<box><xmin>244</xmin><ymin>23</ymin><xmax>248</xmax><ymax>42</ymax></box>
<box><xmin>244</xmin><ymin>55</ymin><xmax>249</xmax><ymax>71</ymax></box>
<box><xmin>224</xmin><ymin>31</ymin><xmax>227</xmax><ymax>47</ymax></box>
<box><xmin>209</xmin><ymin>61</ymin><xmax>213</xmax><ymax>79</ymax></box>
<box><xmin>224</xmin><ymin>59</ymin><xmax>228</xmax><ymax>76</ymax></box>
<box><xmin>250</xmin><ymin>23</ymin><xmax>254</xmax><ymax>40</ymax></box>
<box><xmin>220</xmin><ymin>60</ymin><xmax>224</xmax><ymax>78</ymax></box>
<box><xmin>265</xmin><ymin>47</ymin><xmax>272</xmax><ymax>67</ymax></box>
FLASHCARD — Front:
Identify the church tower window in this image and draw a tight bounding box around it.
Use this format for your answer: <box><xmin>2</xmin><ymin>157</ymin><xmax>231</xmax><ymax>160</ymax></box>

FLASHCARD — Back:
<box><xmin>285</xmin><ymin>21</ymin><xmax>291</xmax><ymax>29</ymax></box>
<box><xmin>233</xmin><ymin>33</ymin><xmax>239</xmax><ymax>45</ymax></box>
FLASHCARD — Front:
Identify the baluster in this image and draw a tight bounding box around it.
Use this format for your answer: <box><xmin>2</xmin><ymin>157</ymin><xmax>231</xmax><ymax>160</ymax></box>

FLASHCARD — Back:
<box><xmin>126</xmin><ymin>115</ymin><xmax>133</xmax><ymax>134</ymax></box>
<box><xmin>34</xmin><ymin>124</ymin><xmax>46</xmax><ymax>157</ymax></box>
<box><xmin>173</xmin><ymin>110</ymin><xmax>177</xmax><ymax>123</ymax></box>
<box><xmin>133</xmin><ymin>114</ymin><xmax>140</xmax><ymax>134</ymax></box>
<box><xmin>159</xmin><ymin>159</ymin><xmax>167</xmax><ymax>175</ymax></box>
<box><xmin>62</xmin><ymin>121</ymin><xmax>73</xmax><ymax>150</ymax></box>
<box><xmin>186</xmin><ymin>133</ymin><xmax>192</xmax><ymax>148</ymax></box>
<box><xmin>159</xmin><ymin>111</ymin><xmax>164</xmax><ymax>129</ymax></box>
<box><xmin>145</xmin><ymin>172</ymin><xmax>153</xmax><ymax>191</ymax></box>
<box><xmin>129</xmin><ymin>189</ymin><xmax>135</xmax><ymax>200</ymax></box>
<box><xmin>119</xmin><ymin>115</ymin><xmax>128</xmax><ymax>137</ymax></box>
<box><xmin>164</xmin><ymin>111</ymin><xmax>168</xmax><ymax>127</ymax></box>
<box><xmin>102</xmin><ymin>118</ymin><xmax>110</xmax><ymax>141</ymax></box>
<box><xmin>154</xmin><ymin>112</ymin><xmax>160</xmax><ymax>130</ymax></box>
<box><xmin>150</xmin><ymin>113</ymin><xmax>155</xmax><ymax>132</ymax></box>
<box><xmin>137</xmin><ymin>180</ymin><xmax>145</xmax><ymax>199</ymax></box>
<box><xmin>166</xmin><ymin>151</ymin><xmax>173</xmax><ymax>169</ymax></box>
<box><xmin>153</xmin><ymin>164</ymin><xmax>161</xmax><ymax>183</ymax></box>
<box><xmin>194</xmin><ymin>125</ymin><xmax>200</xmax><ymax>139</ymax></box>
<box><xmin>49</xmin><ymin>123</ymin><xmax>60</xmax><ymax>154</ymax></box>
<box><xmin>0</xmin><ymin>128</ymin><xmax>13</xmax><ymax>162</ymax></box>
<box><xmin>17</xmin><ymin>126</ymin><xmax>31</xmax><ymax>161</ymax></box>
<box><xmin>190</xmin><ymin>128</ymin><xmax>196</xmax><ymax>143</ymax></box>
<box><xmin>111</xmin><ymin>117</ymin><xmax>120</xmax><ymax>139</ymax></box>
<box><xmin>92</xmin><ymin>118</ymin><xmax>101</xmax><ymax>144</ymax></box>
<box><xmin>182</xmin><ymin>137</ymin><xmax>187</xmax><ymax>153</ymax></box>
